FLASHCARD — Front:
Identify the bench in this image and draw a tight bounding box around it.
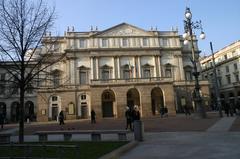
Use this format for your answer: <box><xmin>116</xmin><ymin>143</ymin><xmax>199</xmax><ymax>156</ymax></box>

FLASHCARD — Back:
<box><xmin>0</xmin><ymin>133</ymin><xmax>11</xmax><ymax>144</ymax></box>
<box><xmin>34</xmin><ymin>130</ymin><xmax>130</xmax><ymax>142</ymax></box>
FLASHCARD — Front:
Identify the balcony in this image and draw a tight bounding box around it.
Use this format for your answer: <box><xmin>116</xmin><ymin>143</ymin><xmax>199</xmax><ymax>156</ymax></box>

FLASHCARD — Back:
<box><xmin>90</xmin><ymin>77</ymin><xmax>173</xmax><ymax>86</ymax></box>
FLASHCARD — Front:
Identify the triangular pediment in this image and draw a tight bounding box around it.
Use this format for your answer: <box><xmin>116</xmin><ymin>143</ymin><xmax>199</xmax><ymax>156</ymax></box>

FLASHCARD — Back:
<box><xmin>95</xmin><ymin>23</ymin><xmax>153</xmax><ymax>37</ymax></box>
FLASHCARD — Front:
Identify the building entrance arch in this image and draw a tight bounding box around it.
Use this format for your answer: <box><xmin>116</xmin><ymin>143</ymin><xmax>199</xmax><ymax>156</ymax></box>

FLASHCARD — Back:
<box><xmin>127</xmin><ymin>88</ymin><xmax>140</xmax><ymax>111</ymax></box>
<box><xmin>49</xmin><ymin>95</ymin><xmax>61</xmax><ymax>121</ymax></box>
<box><xmin>11</xmin><ymin>102</ymin><xmax>20</xmax><ymax>122</ymax></box>
<box><xmin>0</xmin><ymin>102</ymin><xmax>6</xmax><ymax>118</ymax></box>
<box><xmin>102</xmin><ymin>89</ymin><xmax>115</xmax><ymax>117</ymax></box>
<box><xmin>151</xmin><ymin>87</ymin><xmax>164</xmax><ymax>115</ymax></box>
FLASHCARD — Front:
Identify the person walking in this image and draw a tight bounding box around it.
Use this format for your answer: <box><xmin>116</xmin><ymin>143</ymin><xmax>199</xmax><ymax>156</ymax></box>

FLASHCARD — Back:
<box><xmin>0</xmin><ymin>113</ymin><xmax>4</xmax><ymax>129</ymax></box>
<box><xmin>224</xmin><ymin>102</ymin><xmax>230</xmax><ymax>117</ymax></box>
<box><xmin>160</xmin><ymin>106</ymin><xmax>165</xmax><ymax>118</ymax></box>
<box><xmin>132</xmin><ymin>105</ymin><xmax>140</xmax><ymax>121</ymax></box>
<box><xmin>58</xmin><ymin>111</ymin><xmax>65</xmax><ymax>125</ymax></box>
<box><xmin>125</xmin><ymin>107</ymin><xmax>133</xmax><ymax>130</ymax></box>
<box><xmin>91</xmin><ymin>109</ymin><xmax>96</xmax><ymax>124</ymax></box>
<box><xmin>184</xmin><ymin>105</ymin><xmax>191</xmax><ymax>117</ymax></box>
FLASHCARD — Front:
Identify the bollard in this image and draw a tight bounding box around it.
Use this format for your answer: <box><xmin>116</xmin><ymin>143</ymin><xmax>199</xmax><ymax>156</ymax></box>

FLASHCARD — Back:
<box><xmin>27</xmin><ymin>118</ymin><xmax>30</xmax><ymax>124</ymax></box>
<box><xmin>133</xmin><ymin>120</ymin><xmax>144</xmax><ymax>141</ymax></box>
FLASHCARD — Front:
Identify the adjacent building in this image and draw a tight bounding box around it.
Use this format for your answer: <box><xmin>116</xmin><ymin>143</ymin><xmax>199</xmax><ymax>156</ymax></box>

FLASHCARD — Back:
<box><xmin>0</xmin><ymin>23</ymin><xmax>210</xmax><ymax>122</ymax></box>
<box><xmin>200</xmin><ymin>40</ymin><xmax>240</xmax><ymax>109</ymax></box>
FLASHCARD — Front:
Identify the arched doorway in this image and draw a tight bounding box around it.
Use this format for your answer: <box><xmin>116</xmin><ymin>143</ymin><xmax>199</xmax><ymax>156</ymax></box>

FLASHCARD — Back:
<box><xmin>127</xmin><ymin>88</ymin><xmax>140</xmax><ymax>111</ymax></box>
<box><xmin>11</xmin><ymin>102</ymin><xmax>20</xmax><ymax>122</ymax></box>
<box><xmin>25</xmin><ymin>101</ymin><xmax>34</xmax><ymax>121</ymax></box>
<box><xmin>102</xmin><ymin>89</ymin><xmax>115</xmax><ymax>117</ymax></box>
<box><xmin>0</xmin><ymin>102</ymin><xmax>6</xmax><ymax>118</ymax></box>
<box><xmin>151</xmin><ymin>87</ymin><xmax>164</xmax><ymax>115</ymax></box>
<box><xmin>78</xmin><ymin>93</ymin><xmax>90</xmax><ymax>119</ymax></box>
<box><xmin>49</xmin><ymin>95</ymin><xmax>61</xmax><ymax>121</ymax></box>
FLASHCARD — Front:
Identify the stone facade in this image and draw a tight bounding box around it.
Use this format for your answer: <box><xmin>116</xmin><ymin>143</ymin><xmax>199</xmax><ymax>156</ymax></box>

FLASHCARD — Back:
<box><xmin>200</xmin><ymin>40</ymin><xmax>240</xmax><ymax>109</ymax></box>
<box><xmin>0</xmin><ymin>23</ymin><xmax>210</xmax><ymax>122</ymax></box>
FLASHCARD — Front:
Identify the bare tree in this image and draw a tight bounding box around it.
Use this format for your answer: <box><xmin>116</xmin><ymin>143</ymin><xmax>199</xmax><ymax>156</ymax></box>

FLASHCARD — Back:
<box><xmin>0</xmin><ymin>0</ymin><xmax>65</xmax><ymax>143</ymax></box>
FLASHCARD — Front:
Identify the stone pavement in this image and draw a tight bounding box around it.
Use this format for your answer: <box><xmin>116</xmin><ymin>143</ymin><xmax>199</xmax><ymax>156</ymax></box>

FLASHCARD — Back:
<box><xmin>120</xmin><ymin>116</ymin><xmax>239</xmax><ymax>159</ymax></box>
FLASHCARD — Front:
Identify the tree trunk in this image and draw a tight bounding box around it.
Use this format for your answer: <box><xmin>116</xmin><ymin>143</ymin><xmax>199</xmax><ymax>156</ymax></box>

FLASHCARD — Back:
<box><xmin>19</xmin><ymin>82</ymin><xmax>25</xmax><ymax>143</ymax></box>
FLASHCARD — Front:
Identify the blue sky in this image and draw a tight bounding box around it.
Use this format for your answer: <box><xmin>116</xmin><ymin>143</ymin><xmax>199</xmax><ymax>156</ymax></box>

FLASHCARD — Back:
<box><xmin>48</xmin><ymin>0</ymin><xmax>240</xmax><ymax>56</ymax></box>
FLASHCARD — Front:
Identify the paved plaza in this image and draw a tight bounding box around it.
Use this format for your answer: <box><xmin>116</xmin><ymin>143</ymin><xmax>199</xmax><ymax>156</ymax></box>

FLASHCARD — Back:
<box><xmin>0</xmin><ymin>112</ymin><xmax>240</xmax><ymax>158</ymax></box>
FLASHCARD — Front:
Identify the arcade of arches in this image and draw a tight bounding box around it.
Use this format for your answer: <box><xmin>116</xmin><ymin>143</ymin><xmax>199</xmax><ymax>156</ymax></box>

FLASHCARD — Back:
<box><xmin>37</xmin><ymin>84</ymin><xmax>210</xmax><ymax>121</ymax></box>
<box><xmin>0</xmin><ymin>101</ymin><xmax>35</xmax><ymax>123</ymax></box>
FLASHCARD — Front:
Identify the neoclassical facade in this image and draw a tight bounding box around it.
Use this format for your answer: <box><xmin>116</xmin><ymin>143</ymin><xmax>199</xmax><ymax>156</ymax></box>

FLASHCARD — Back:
<box><xmin>0</xmin><ymin>23</ymin><xmax>210</xmax><ymax>122</ymax></box>
<box><xmin>200</xmin><ymin>40</ymin><xmax>240</xmax><ymax>108</ymax></box>
<box><xmin>36</xmin><ymin>23</ymin><xmax>210</xmax><ymax>121</ymax></box>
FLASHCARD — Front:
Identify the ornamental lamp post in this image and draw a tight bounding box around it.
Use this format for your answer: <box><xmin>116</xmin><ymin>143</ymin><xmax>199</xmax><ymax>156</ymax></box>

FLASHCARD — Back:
<box><xmin>183</xmin><ymin>7</ymin><xmax>207</xmax><ymax>118</ymax></box>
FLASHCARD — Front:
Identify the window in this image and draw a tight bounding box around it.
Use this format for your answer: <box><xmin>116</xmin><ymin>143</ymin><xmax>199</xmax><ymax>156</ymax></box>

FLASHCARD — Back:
<box><xmin>122</xmin><ymin>64</ymin><xmax>132</xmax><ymax>79</ymax></box>
<box><xmin>185</xmin><ymin>71</ymin><xmax>192</xmax><ymax>81</ymax></box>
<box><xmin>122</xmin><ymin>38</ymin><xmax>128</xmax><ymax>47</ymax></box>
<box><xmin>80</xmin><ymin>71</ymin><xmax>87</xmax><ymax>84</ymax></box>
<box><xmin>112</xmin><ymin>38</ymin><xmax>117</xmax><ymax>46</ymax></box>
<box><xmin>79</xmin><ymin>39</ymin><xmax>85</xmax><ymax>48</ymax></box>
<box><xmin>52</xmin><ymin>96</ymin><xmax>58</xmax><ymax>101</ymax></box>
<box><xmin>235</xmin><ymin>74</ymin><xmax>239</xmax><ymax>82</ymax></box>
<box><xmin>132</xmin><ymin>38</ymin><xmax>136</xmax><ymax>46</ymax></box>
<box><xmin>184</xmin><ymin>66</ymin><xmax>192</xmax><ymax>81</ymax></box>
<box><xmin>162</xmin><ymin>38</ymin><xmax>168</xmax><ymax>46</ymax></box>
<box><xmin>232</xmin><ymin>51</ymin><xmax>236</xmax><ymax>57</ymax></box>
<box><xmin>0</xmin><ymin>85</ymin><xmax>5</xmax><ymax>95</ymax></box>
<box><xmin>123</xmin><ymin>70</ymin><xmax>130</xmax><ymax>79</ymax></box>
<box><xmin>165</xmin><ymin>65</ymin><xmax>172</xmax><ymax>77</ymax></box>
<box><xmin>226</xmin><ymin>75</ymin><xmax>231</xmax><ymax>84</ymax></box>
<box><xmin>102</xmin><ymin>70</ymin><xmax>110</xmax><ymax>80</ymax></box>
<box><xmin>217</xmin><ymin>69</ymin><xmax>221</xmax><ymax>75</ymax></box>
<box><xmin>81</xmin><ymin>94</ymin><xmax>86</xmax><ymax>100</ymax></box>
<box><xmin>225</xmin><ymin>66</ymin><xmax>229</xmax><ymax>73</ymax></box>
<box><xmin>143</xmin><ymin>38</ymin><xmax>148</xmax><ymax>46</ymax></box>
<box><xmin>224</xmin><ymin>54</ymin><xmax>228</xmax><ymax>60</ymax></box>
<box><xmin>0</xmin><ymin>73</ymin><xmax>5</xmax><ymax>81</ymax></box>
<box><xmin>218</xmin><ymin>77</ymin><xmax>222</xmax><ymax>86</ymax></box>
<box><xmin>102</xmin><ymin>38</ymin><xmax>108</xmax><ymax>47</ymax></box>
<box><xmin>234</xmin><ymin>63</ymin><xmax>238</xmax><ymax>70</ymax></box>
<box><xmin>68</xmin><ymin>103</ymin><xmax>75</xmax><ymax>115</ymax></box>
<box><xmin>53</xmin><ymin>72</ymin><xmax>60</xmax><ymax>87</ymax></box>
<box><xmin>143</xmin><ymin>69</ymin><xmax>151</xmax><ymax>78</ymax></box>
<box><xmin>26</xmin><ymin>84</ymin><xmax>33</xmax><ymax>94</ymax></box>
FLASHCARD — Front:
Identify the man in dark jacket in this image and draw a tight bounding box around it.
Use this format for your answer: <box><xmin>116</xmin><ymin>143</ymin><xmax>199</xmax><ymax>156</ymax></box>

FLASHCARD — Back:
<box><xmin>125</xmin><ymin>107</ymin><xmax>132</xmax><ymax>130</ymax></box>
<box><xmin>0</xmin><ymin>113</ymin><xmax>5</xmax><ymax>129</ymax></box>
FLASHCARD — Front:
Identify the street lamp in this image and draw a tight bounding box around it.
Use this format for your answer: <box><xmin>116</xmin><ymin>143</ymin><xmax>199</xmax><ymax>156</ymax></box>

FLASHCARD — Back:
<box><xmin>210</xmin><ymin>42</ymin><xmax>223</xmax><ymax>117</ymax></box>
<box><xmin>183</xmin><ymin>7</ymin><xmax>207</xmax><ymax>118</ymax></box>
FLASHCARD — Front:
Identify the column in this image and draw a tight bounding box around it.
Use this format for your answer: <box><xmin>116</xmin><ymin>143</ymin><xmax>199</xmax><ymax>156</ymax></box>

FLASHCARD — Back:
<box><xmin>90</xmin><ymin>57</ymin><xmax>94</xmax><ymax>80</ymax></box>
<box><xmin>69</xmin><ymin>59</ymin><xmax>75</xmax><ymax>84</ymax></box>
<box><xmin>153</xmin><ymin>56</ymin><xmax>157</xmax><ymax>77</ymax></box>
<box><xmin>117</xmin><ymin>57</ymin><xmax>120</xmax><ymax>78</ymax></box>
<box><xmin>138</xmin><ymin>56</ymin><xmax>141</xmax><ymax>78</ymax></box>
<box><xmin>96</xmin><ymin>57</ymin><xmax>99</xmax><ymax>79</ymax></box>
<box><xmin>178</xmin><ymin>55</ymin><xmax>185</xmax><ymax>80</ymax></box>
<box><xmin>158</xmin><ymin>56</ymin><xmax>162</xmax><ymax>77</ymax></box>
<box><xmin>112</xmin><ymin>57</ymin><xmax>115</xmax><ymax>79</ymax></box>
<box><xmin>133</xmin><ymin>57</ymin><xmax>136</xmax><ymax>78</ymax></box>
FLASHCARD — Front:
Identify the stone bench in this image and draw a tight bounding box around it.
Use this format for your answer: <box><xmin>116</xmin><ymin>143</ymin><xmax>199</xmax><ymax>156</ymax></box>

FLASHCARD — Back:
<box><xmin>0</xmin><ymin>133</ymin><xmax>11</xmax><ymax>144</ymax></box>
<box><xmin>34</xmin><ymin>130</ymin><xmax>130</xmax><ymax>142</ymax></box>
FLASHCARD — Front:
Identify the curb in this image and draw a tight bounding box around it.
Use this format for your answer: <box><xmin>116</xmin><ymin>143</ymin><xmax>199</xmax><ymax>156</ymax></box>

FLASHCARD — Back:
<box><xmin>99</xmin><ymin>140</ymin><xmax>139</xmax><ymax>159</ymax></box>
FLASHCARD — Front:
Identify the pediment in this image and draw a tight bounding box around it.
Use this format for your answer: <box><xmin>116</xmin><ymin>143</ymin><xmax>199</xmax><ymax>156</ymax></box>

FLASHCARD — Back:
<box><xmin>95</xmin><ymin>23</ymin><xmax>153</xmax><ymax>37</ymax></box>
